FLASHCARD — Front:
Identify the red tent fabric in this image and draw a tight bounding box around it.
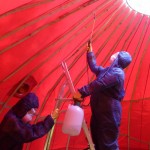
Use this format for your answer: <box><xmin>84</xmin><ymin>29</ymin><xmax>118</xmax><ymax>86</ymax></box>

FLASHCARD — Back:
<box><xmin>0</xmin><ymin>0</ymin><xmax>150</xmax><ymax>149</ymax></box>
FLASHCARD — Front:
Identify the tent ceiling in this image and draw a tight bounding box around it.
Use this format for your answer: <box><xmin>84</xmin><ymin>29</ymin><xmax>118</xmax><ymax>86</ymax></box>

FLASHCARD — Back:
<box><xmin>0</xmin><ymin>0</ymin><xmax>150</xmax><ymax>149</ymax></box>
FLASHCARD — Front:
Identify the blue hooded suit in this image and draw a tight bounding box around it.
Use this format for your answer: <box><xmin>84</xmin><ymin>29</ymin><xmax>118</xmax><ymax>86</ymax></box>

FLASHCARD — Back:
<box><xmin>78</xmin><ymin>51</ymin><xmax>132</xmax><ymax>150</ymax></box>
<box><xmin>0</xmin><ymin>93</ymin><xmax>54</xmax><ymax>150</ymax></box>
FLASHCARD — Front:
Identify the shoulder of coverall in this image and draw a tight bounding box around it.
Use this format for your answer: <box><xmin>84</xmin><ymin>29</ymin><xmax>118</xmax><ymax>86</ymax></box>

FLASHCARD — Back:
<box><xmin>117</xmin><ymin>51</ymin><xmax>132</xmax><ymax>69</ymax></box>
<box><xmin>11</xmin><ymin>92</ymin><xmax>39</xmax><ymax>118</ymax></box>
<box><xmin>110</xmin><ymin>67</ymin><xmax>125</xmax><ymax>81</ymax></box>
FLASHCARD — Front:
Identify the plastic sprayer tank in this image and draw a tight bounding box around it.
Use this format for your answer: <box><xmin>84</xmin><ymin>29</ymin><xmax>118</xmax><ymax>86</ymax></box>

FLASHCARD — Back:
<box><xmin>62</xmin><ymin>104</ymin><xmax>84</xmax><ymax>136</ymax></box>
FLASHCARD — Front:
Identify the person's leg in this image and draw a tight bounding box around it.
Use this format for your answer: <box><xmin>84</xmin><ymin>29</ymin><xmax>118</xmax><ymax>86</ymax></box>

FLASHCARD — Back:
<box><xmin>101</xmin><ymin>125</ymin><xmax>119</xmax><ymax>150</ymax></box>
<box><xmin>90</xmin><ymin>116</ymin><xmax>102</xmax><ymax>150</ymax></box>
<box><xmin>99</xmin><ymin>100</ymin><xmax>121</xmax><ymax>150</ymax></box>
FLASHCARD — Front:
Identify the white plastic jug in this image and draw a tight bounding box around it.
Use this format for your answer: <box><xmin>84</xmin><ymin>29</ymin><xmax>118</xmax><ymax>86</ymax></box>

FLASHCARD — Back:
<box><xmin>62</xmin><ymin>104</ymin><xmax>84</xmax><ymax>136</ymax></box>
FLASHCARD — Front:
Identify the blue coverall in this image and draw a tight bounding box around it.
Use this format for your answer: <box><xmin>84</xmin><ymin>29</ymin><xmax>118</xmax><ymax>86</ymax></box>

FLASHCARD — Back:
<box><xmin>0</xmin><ymin>93</ymin><xmax>54</xmax><ymax>150</ymax></box>
<box><xmin>78</xmin><ymin>51</ymin><xmax>132</xmax><ymax>150</ymax></box>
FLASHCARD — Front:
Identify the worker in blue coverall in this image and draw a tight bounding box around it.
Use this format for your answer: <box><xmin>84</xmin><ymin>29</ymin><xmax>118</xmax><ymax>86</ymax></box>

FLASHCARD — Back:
<box><xmin>0</xmin><ymin>92</ymin><xmax>59</xmax><ymax>150</ymax></box>
<box><xmin>73</xmin><ymin>41</ymin><xmax>132</xmax><ymax>150</ymax></box>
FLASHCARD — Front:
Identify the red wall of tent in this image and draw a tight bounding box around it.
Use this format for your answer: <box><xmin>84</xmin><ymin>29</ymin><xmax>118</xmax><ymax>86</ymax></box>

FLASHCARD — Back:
<box><xmin>0</xmin><ymin>0</ymin><xmax>150</xmax><ymax>149</ymax></box>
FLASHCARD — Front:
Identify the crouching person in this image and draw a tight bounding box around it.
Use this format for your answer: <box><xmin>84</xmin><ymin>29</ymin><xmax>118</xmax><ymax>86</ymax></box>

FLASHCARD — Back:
<box><xmin>0</xmin><ymin>92</ymin><xmax>59</xmax><ymax>150</ymax></box>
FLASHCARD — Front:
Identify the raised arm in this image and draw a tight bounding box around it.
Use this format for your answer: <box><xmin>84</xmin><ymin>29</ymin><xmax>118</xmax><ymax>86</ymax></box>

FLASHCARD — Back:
<box><xmin>87</xmin><ymin>41</ymin><xmax>103</xmax><ymax>75</ymax></box>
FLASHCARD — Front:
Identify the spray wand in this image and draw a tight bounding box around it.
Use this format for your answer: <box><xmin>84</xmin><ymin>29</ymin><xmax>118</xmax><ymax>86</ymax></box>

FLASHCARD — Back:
<box><xmin>88</xmin><ymin>12</ymin><xmax>96</xmax><ymax>47</ymax></box>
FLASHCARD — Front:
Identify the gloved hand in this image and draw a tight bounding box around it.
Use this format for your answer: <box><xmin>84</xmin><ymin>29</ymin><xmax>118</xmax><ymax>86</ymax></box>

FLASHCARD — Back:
<box><xmin>73</xmin><ymin>91</ymin><xmax>83</xmax><ymax>102</ymax></box>
<box><xmin>87</xmin><ymin>40</ymin><xmax>93</xmax><ymax>52</ymax></box>
<box><xmin>51</xmin><ymin>108</ymin><xmax>59</xmax><ymax>120</ymax></box>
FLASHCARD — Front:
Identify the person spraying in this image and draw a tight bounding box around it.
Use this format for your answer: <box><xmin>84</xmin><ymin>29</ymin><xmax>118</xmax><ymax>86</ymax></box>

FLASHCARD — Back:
<box><xmin>73</xmin><ymin>41</ymin><xmax>132</xmax><ymax>150</ymax></box>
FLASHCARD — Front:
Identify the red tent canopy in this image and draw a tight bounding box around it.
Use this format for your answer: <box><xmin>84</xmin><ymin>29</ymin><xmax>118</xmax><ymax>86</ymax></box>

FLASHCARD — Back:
<box><xmin>0</xmin><ymin>0</ymin><xmax>150</xmax><ymax>149</ymax></box>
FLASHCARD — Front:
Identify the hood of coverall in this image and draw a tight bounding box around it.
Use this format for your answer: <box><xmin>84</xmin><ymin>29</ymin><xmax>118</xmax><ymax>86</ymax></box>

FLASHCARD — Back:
<box><xmin>11</xmin><ymin>93</ymin><xmax>39</xmax><ymax>118</ymax></box>
<box><xmin>112</xmin><ymin>51</ymin><xmax>132</xmax><ymax>69</ymax></box>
